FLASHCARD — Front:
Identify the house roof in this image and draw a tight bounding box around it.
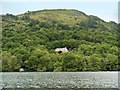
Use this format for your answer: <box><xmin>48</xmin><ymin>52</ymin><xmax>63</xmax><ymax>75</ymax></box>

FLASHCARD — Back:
<box><xmin>55</xmin><ymin>47</ymin><xmax>68</xmax><ymax>52</ymax></box>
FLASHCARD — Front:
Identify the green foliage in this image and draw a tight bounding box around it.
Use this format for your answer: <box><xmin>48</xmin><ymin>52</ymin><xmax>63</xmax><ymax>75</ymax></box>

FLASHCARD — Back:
<box><xmin>2</xmin><ymin>9</ymin><xmax>119</xmax><ymax>71</ymax></box>
<box><xmin>2</xmin><ymin>51</ymin><xmax>21</xmax><ymax>71</ymax></box>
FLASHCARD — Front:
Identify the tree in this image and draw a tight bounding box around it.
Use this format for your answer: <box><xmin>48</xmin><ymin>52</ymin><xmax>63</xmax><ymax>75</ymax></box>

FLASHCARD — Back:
<box><xmin>2</xmin><ymin>51</ymin><xmax>21</xmax><ymax>71</ymax></box>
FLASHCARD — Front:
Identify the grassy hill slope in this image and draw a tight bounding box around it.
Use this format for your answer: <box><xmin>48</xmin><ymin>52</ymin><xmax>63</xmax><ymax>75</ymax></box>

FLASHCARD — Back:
<box><xmin>2</xmin><ymin>9</ymin><xmax>119</xmax><ymax>72</ymax></box>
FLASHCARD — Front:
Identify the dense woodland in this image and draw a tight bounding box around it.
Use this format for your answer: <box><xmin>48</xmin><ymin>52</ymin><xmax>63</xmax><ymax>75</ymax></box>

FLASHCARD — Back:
<box><xmin>1</xmin><ymin>9</ymin><xmax>120</xmax><ymax>71</ymax></box>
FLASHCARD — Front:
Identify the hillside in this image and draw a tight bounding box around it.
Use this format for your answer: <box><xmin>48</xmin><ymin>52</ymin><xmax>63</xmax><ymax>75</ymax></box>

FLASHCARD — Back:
<box><xmin>2</xmin><ymin>9</ymin><xmax>119</xmax><ymax>72</ymax></box>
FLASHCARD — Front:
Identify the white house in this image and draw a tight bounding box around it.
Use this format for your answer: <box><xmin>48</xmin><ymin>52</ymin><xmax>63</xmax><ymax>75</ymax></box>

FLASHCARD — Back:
<box><xmin>19</xmin><ymin>68</ymin><xmax>24</xmax><ymax>72</ymax></box>
<box><xmin>55</xmin><ymin>47</ymin><xmax>68</xmax><ymax>54</ymax></box>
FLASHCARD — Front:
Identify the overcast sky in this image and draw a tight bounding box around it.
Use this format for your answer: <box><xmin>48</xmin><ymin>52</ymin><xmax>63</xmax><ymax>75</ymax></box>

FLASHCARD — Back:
<box><xmin>1</xmin><ymin>0</ymin><xmax>119</xmax><ymax>23</ymax></box>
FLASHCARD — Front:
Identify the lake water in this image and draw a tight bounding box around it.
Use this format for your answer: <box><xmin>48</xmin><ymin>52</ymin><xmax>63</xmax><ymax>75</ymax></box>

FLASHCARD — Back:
<box><xmin>0</xmin><ymin>72</ymin><xmax>119</xmax><ymax>89</ymax></box>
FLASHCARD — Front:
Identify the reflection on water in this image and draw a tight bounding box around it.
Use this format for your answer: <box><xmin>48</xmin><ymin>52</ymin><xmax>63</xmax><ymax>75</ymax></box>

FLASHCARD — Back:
<box><xmin>1</xmin><ymin>72</ymin><xmax>119</xmax><ymax>88</ymax></box>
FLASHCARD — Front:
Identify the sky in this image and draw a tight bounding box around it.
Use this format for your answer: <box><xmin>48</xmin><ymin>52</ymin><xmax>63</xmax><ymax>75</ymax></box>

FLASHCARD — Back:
<box><xmin>1</xmin><ymin>0</ymin><xmax>119</xmax><ymax>23</ymax></box>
